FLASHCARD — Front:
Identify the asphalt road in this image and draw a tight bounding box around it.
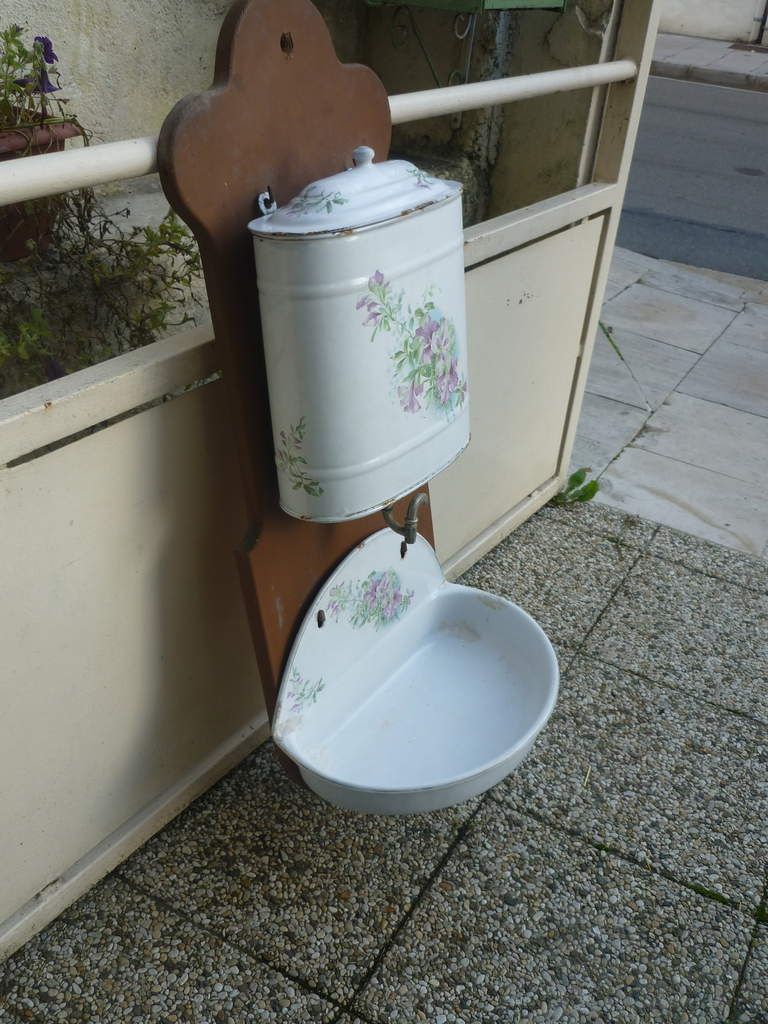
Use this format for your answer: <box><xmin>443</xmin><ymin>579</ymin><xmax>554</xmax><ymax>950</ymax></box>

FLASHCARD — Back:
<box><xmin>618</xmin><ymin>76</ymin><xmax>768</xmax><ymax>280</ymax></box>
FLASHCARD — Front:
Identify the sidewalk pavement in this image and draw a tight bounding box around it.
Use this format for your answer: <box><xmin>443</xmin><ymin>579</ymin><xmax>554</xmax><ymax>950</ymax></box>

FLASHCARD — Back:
<box><xmin>572</xmin><ymin>247</ymin><xmax>768</xmax><ymax>558</ymax></box>
<box><xmin>653</xmin><ymin>31</ymin><xmax>768</xmax><ymax>91</ymax></box>
<box><xmin>1</xmin><ymin>500</ymin><xmax>767</xmax><ymax>1024</ymax></box>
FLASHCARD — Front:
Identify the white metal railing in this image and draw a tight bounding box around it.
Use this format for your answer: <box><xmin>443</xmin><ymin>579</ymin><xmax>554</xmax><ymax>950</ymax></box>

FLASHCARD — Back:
<box><xmin>0</xmin><ymin>60</ymin><xmax>636</xmax><ymax>207</ymax></box>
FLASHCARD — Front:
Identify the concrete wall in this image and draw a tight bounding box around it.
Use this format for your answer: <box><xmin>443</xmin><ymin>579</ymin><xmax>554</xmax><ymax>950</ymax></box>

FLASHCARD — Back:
<box><xmin>7</xmin><ymin>1</ymin><xmax>365</xmax><ymax>142</ymax></box>
<box><xmin>9</xmin><ymin>1</ymin><xmax>608</xmax><ymax>217</ymax></box>
<box><xmin>659</xmin><ymin>0</ymin><xmax>765</xmax><ymax>43</ymax></box>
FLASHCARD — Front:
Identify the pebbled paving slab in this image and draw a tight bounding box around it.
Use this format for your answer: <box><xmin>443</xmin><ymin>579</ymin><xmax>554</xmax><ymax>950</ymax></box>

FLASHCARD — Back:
<box><xmin>732</xmin><ymin>924</ymin><xmax>768</xmax><ymax>1024</ymax></box>
<box><xmin>460</xmin><ymin>513</ymin><xmax>640</xmax><ymax>647</ymax></box>
<box><xmin>119</xmin><ymin>743</ymin><xmax>478</xmax><ymax>1004</ymax></box>
<box><xmin>535</xmin><ymin>500</ymin><xmax>657</xmax><ymax>550</ymax></box>
<box><xmin>650</xmin><ymin>526</ymin><xmax>768</xmax><ymax>595</ymax></box>
<box><xmin>497</xmin><ymin>656</ymin><xmax>768</xmax><ymax>907</ymax></box>
<box><xmin>585</xmin><ymin>554</ymin><xmax>768</xmax><ymax>721</ymax></box>
<box><xmin>355</xmin><ymin>802</ymin><xmax>752</xmax><ymax>1024</ymax></box>
<box><xmin>0</xmin><ymin>876</ymin><xmax>335</xmax><ymax>1023</ymax></box>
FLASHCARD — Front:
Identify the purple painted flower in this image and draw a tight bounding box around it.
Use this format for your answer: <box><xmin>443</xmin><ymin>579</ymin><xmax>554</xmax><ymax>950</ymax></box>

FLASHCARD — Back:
<box><xmin>416</xmin><ymin>316</ymin><xmax>440</xmax><ymax>362</ymax></box>
<box><xmin>433</xmin><ymin>323</ymin><xmax>451</xmax><ymax>358</ymax></box>
<box><xmin>399</xmin><ymin>379</ymin><xmax>424</xmax><ymax>413</ymax></box>
<box><xmin>34</xmin><ymin>36</ymin><xmax>58</xmax><ymax>63</ymax></box>
<box><xmin>363</xmin><ymin>307</ymin><xmax>381</xmax><ymax>326</ymax></box>
<box><xmin>369</xmin><ymin>269</ymin><xmax>385</xmax><ymax>289</ymax></box>
<box><xmin>355</xmin><ymin>296</ymin><xmax>369</xmax><ymax>310</ymax></box>
<box><xmin>436</xmin><ymin>358</ymin><xmax>460</xmax><ymax>405</ymax></box>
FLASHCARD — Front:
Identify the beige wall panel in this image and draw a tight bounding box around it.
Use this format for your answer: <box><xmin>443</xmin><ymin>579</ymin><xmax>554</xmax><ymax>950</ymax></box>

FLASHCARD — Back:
<box><xmin>432</xmin><ymin>216</ymin><xmax>604</xmax><ymax>565</ymax></box>
<box><xmin>0</xmin><ymin>381</ymin><xmax>261</xmax><ymax>923</ymax></box>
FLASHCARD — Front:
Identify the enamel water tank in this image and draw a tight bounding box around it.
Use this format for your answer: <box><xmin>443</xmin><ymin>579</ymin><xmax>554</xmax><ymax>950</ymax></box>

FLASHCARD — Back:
<box><xmin>248</xmin><ymin>145</ymin><xmax>469</xmax><ymax>522</ymax></box>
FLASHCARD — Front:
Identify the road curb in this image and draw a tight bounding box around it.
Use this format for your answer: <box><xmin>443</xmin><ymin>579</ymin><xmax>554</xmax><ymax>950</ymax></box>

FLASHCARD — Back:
<box><xmin>651</xmin><ymin>60</ymin><xmax>768</xmax><ymax>93</ymax></box>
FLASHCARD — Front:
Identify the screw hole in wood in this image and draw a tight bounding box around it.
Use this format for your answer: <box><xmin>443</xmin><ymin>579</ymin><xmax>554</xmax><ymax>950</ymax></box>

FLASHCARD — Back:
<box><xmin>281</xmin><ymin>32</ymin><xmax>294</xmax><ymax>54</ymax></box>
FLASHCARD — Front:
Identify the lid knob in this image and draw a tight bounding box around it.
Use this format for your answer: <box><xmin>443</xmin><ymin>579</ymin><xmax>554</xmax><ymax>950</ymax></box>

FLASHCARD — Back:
<box><xmin>352</xmin><ymin>145</ymin><xmax>375</xmax><ymax>168</ymax></box>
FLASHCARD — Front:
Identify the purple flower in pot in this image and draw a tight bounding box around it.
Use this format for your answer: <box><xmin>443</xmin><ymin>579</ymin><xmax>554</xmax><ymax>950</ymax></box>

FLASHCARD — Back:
<box><xmin>34</xmin><ymin>36</ymin><xmax>59</xmax><ymax>63</ymax></box>
<box><xmin>15</xmin><ymin>35</ymin><xmax>61</xmax><ymax>94</ymax></box>
<box><xmin>15</xmin><ymin>67</ymin><xmax>59</xmax><ymax>93</ymax></box>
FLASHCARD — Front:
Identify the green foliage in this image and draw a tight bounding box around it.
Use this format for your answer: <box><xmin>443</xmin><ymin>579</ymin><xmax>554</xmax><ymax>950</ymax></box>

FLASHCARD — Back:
<box><xmin>0</xmin><ymin>189</ymin><xmax>203</xmax><ymax>398</ymax></box>
<box><xmin>550</xmin><ymin>467</ymin><xmax>600</xmax><ymax>507</ymax></box>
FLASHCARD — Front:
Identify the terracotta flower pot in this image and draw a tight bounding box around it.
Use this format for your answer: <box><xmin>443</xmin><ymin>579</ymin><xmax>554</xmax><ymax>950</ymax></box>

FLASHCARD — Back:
<box><xmin>0</xmin><ymin>121</ymin><xmax>82</xmax><ymax>262</ymax></box>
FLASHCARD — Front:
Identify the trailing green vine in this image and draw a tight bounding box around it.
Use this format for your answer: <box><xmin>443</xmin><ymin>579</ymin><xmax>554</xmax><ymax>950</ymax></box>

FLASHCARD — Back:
<box><xmin>0</xmin><ymin>188</ymin><xmax>203</xmax><ymax>399</ymax></box>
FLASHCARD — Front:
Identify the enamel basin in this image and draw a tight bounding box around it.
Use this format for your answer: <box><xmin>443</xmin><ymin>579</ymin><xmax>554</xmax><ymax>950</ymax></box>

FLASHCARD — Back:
<box><xmin>273</xmin><ymin>529</ymin><xmax>558</xmax><ymax>814</ymax></box>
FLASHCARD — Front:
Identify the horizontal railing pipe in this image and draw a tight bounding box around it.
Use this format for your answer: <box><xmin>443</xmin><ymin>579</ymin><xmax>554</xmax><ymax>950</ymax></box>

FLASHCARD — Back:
<box><xmin>389</xmin><ymin>59</ymin><xmax>637</xmax><ymax>123</ymax></box>
<box><xmin>0</xmin><ymin>60</ymin><xmax>636</xmax><ymax>207</ymax></box>
<box><xmin>0</xmin><ymin>135</ymin><xmax>157</xmax><ymax>206</ymax></box>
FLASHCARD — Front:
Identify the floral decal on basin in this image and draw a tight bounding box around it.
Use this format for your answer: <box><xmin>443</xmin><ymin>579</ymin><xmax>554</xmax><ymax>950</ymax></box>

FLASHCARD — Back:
<box><xmin>285</xmin><ymin>668</ymin><xmax>325</xmax><ymax>714</ymax></box>
<box><xmin>357</xmin><ymin>271</ymin><xmax>466</xmax><ymax>417</ymax></box>
<box><xmin>327</xmin><ymin>569</ymin><xmax>414</xmax><ymax>630</ymax></box>
<box><xmin>276</xmin><ymin>416</ymin><xmax>323</xmax><ymax>497</ymax></box>
<box><xmin>288</xmin><ymin>185</ymin><xmax>348</xmax><ymax>216</ymax></box>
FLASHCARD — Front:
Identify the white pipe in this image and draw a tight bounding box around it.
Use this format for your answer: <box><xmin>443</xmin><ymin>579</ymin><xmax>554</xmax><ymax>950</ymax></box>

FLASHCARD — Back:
<box><xmin>0</xmin><ymin>61</ymin><xmax>636</xmax><ymax>207</ymax></box>
<box><xmin>389</xmin><ymin>59</ymin><xmax>637</xmax><ymax>124</ymax></box>
<box><xmin>0</xmin><ymin>135</ymin><xmax>157</xmax><ymax>206</ymax></box>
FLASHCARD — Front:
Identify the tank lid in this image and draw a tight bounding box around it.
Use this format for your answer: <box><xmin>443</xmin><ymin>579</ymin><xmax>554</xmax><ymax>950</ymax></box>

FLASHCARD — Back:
<box><xmin>248</xmin><ymin>146</ymin><xmax>461</xmax><ymax>238</ymax></box>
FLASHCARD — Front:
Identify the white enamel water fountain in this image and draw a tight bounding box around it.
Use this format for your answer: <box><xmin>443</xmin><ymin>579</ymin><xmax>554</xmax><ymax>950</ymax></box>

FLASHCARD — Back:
<box><xmin>249</xmin><ymin>146</ymin><xmax>558</xmax><ymax>814</ymax></box>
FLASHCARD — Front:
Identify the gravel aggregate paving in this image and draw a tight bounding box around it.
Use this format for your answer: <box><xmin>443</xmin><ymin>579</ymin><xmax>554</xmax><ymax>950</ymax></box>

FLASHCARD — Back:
<box><xmin>651</xmin><ymin>526</ymin><xmax>768</xmax><ymax>594</ymax></box>
<box><xmin>0</xmin><ymin>876</ymin><xmax>335</xmax><ymax>1023</ymax></box>
<box><xmin>120</xmin><ymin>743</ymin><xmax>478</xmax><ymax>1003</ymax></box>
<box><xmin>356</xmin><ymin>802</ymin><xmax>752</xmax><ymax>1024</ymax></box>
<box><xmin>460</xmin><ymin>515</ymin><xmax>640</xmax><ymax>647</ymax></box>
<box><xmin>585</xmin><ymin>554</ymin><xmax>768</xmax><ymax>721</ymax></box>
<box><xmin>497</xmin><ymin>655</ymin><xmax>768</xmax><ymax>906</ymax></box>
<box><xmin>732</xmin><ymin>924</ymin><xmax>768</xmax><ymax>1023</ymax></box>
<box><xmin>536</xmin><ymin>502</ymin><xmax>658</xmax><ymax>549</ymax></box>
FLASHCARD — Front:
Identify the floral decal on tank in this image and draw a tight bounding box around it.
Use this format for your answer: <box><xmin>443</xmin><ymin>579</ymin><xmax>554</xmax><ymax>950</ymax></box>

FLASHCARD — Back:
<box><xmin>357</xmin><ymin>270</ymin><xmax>467</xmax><ymax>417</ymax></box>
<box><xmin>284</xmin><ymin>668</ymin><xmax>325</xmax><ymax>713</ymax></box>
<box><xmin>288</xmin><ymin>185</ymin><xmax>348</xmax><ymax>216</ymax></box>
<box><xmin>276</xmin><ymin>416</ymin><xmax>323</xmax><ymax>497</ymax></box>
<box><xmin>406</xmin><ymin>167</ymin><xmax>439</xmax><ymax>189</ymax></box>
<box><xmin>327</xmin><ymin>569</ymin><xmax>414</xmax><ymax>630</ymax></box>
